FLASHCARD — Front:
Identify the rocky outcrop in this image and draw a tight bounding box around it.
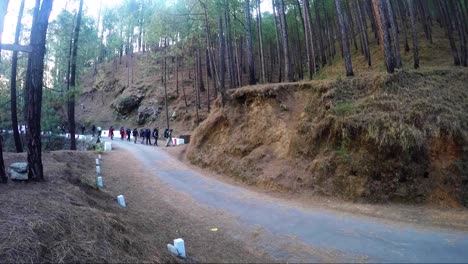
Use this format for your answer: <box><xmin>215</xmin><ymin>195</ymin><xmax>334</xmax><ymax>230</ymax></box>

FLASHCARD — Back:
<box><xmin>9</xmin><ymin>162</ymin><xmax>28</xmax><ymax>180</ymax></box>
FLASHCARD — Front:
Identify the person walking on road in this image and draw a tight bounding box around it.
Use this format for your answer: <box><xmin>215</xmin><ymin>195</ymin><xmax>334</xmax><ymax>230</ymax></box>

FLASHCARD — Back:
<box><xmin>91</xmin><ymin>125</ymin><xmax>96</xmax><ymax>137</ymax></box>
<box><xmin>109</xmin><ymin>126</ymin><xmax>115</xmax><ymax>140</ymax></box>
<box><xmin>140</xmin><ymin>129</ymin><xmax>145</xmax><ymax>144</ymax></box>
<box><xmin>126</xmin><ymin>128</ymin><xmax>131</xmax><ymax>142</ymax></box>
<box><xmin>120</xmin><ymin>127</ymin><xmax>125</xmax><ymax>140</ymax></box>
<box><xmin>165</xmin><ymin>129</ymin><xmax>173</xmax><ymax>147</ymax></box>
<box><xmin>80</xmin><ymin>125</ymin><xmax>85</xmax><ymax>135</ymax></box>
<box><xmin>132</xmin><ymin>128</ymin><xmax>138</xmax><ymax>144</ymax></box>
<box><xmin>152</xmin><ymin>128</ymin><xmax>159</xmax><ymax>146</ymax></box>
<box><xmin>145</xmin><ymin>128</ymin><xmax>152</xmax><ymax>145</ymax></box>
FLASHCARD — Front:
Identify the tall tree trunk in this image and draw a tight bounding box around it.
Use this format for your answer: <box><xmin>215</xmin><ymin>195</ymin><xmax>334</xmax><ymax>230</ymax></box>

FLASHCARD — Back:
<box><xmin>384</xmin><ymin>0</ymin><xmax>402</xmax><ymax>68</ymax></box>
<box><xmin>357</xmin><ymin>0</ymin><xmax>371</xmax><ymax>66</ymax></box>
<box><xmin>244</xmin><ymin>0</ymin><xmax>256</xmax><ymax>85</ymax></box>
<box><xmin>235</xmin><ymin>40</ymin><xmax>242</xmax><ymax>86</ymax></box>
<box><xmin>293</xmin><ymin>3</ymin><xmax>304</xmax><ymax>80</ymax></box>
<box><xmin>0</xmin><ymin>135</ymin><xmax>6</xmax><ymax>183</ymax></box>
<box><xmin>440</xmin><ymin>0</ymin><xmax>460</xmax><ymax>65</ymax></box>
<box><xmin>345</xmin><ymin>0</ymin><xmax>359</xmax><ymax>51</ymax></box>
<box><xmin>278</xmin><ymin>0</ymin><xmax>292</xmax><ymax>81</ymax></box>
<box><xmin>303</xmin><ymin>0</ymin><xmax>317</xmax><ymax>79</ymax></box>
<box><xmin>256</xmin><ymin>0</ymin><xmax>266</xmax><ymax>83</ymax></box>
<box><xmin>314</xmin><ymin>0</ymin><xmax>327</xmax><ymax>66</ymax></box>
<box><xmin>225</xmin><ymin>2</ymin><xmax>235</xmax><ymax>89</ymax></box>
<box><xmin>372</xmin><ymin>0</ymin><xmax>395</xmax><ymax>73</ymax></box>
<box><xmin>335</xmin><ymin>0</ymin><xmax>354</xmax><ymax>76</ymax></box>
<box><xmin>69</xmin><ymin>0</ymin><xmax>84</xmax><ymax>151</ymax></box>
<box><xmin>26</xmin><ymin>0</ymin><xmax>53</xmax><ymax>181</ymax></box>
<box><xmin>272</xmin><ymin>0</ymin><xmax>282</xmax><ymax>82</ymax></box>
<box><xmin>218</xmin><ymin>16</ymin><xmax>226</xmax><ymax>106</ymax></box>
<box><xmin>10</xmin><ymin>0</ymin><xmax>25</xmax><ymax>153</ymax></box>
<box><xmin>397</xmin><ymin>0</ymin><xmax>411</xmax><ymax>52</ymax></box>
<box><xmin>418</xmin><ymin>0</ymin><xmax>433</xmax><ymax>43</ymax></box>
<box><xmin>406</xmin><ymin>0</ymin><xmax>419</xmax><ymax>68</ymax></box>
<box><xmin>451</xmin><ymin>0</ymin><xmax>467</xmax><ymax>66</ymax></box>
<box><xmin>163</xmin><ymin>38</ymin><xmax>170</xmax><ymax>129</ymax></box>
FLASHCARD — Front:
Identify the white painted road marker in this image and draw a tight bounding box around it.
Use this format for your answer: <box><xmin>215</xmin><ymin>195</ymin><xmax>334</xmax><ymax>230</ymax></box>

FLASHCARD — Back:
<box><xmin>97</xmin><ymin>176</ymin><xmax>103</xmax><ymax>188</ymax></box>
<box><xmin>117</xmin><ymin>195</ymin><xmax>126</xmax><ymax>207</ymax></box>
<box><xmin>96</xmin><ymin>158</ymin><xmax>100</xmax><ymax>165</ymax></box>
<box><xmin>96</xmin><ymin>166</ymin><xmax>101</xmax><ymax>174</ymax></box>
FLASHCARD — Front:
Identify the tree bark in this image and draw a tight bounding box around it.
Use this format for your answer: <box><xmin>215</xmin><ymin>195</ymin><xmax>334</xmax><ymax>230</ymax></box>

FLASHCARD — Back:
<box><xmin>225</xmin><ymin>2</ymin><xmax>235</xmax><ymax>88</ymax></box>
<box><xmin>69</xmin><ymin>0</ymin><xmax>84</xmax><ymax>151</ymax></box>
<box><xmin>10</xmin><ymin>0</ymin><xmax>25</xmax><ymax>153</ymax></box>
<box><xmin>345</xmin><ymin>0</ymin><xmax>359</xmax><ymax>51</ymax></box>
<box><xmin>26</xmin><ymin>0</ymin><xmax>53</xmax><ymax>181</ymax></box>
<box><xmin>244</xmin><ymin>0</ymin><xmax>256</xmax><ymax>85</ymax></box>
<box><xmin>163</xmin><ymin>38</ymin><xmax>170</xmax><ymax>129</ymax></box>
<box><xmin>406</xmin><ymin>0</ymin><xmax>419</xmax><ymax>68</ymax></box>
<box><xmin>335</xmin><ymin>0</ymin><xmax>354</xmax><ymax>76</ymax></box>
<box><xmin>451</xmin><ymin>0</ymin><xmax>467</xmax><ymax>66</ymax></box>
<box><xmin>372</xmin><ymin>0</ymin><xmax>395</xmax><ymax>73</ymax></box>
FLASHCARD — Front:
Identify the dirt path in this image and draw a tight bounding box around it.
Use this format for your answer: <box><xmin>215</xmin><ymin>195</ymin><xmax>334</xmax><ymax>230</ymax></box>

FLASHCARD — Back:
<box><xmin>103</xmin><ymin>138</ymin><xmax>468</xmax><ymax>263</ymax></box>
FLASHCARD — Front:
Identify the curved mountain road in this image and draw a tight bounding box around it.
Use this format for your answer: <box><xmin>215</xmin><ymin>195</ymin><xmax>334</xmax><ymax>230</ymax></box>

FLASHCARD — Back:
<box><xmin>106</xmin><ymin>139</ymin><xmax>468</xmax><ymax>263</ymax></box>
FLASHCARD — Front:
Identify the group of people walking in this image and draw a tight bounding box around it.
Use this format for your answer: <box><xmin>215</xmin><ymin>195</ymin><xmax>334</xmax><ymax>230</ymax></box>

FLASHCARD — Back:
<box><xmin>107</xmin><ymin>126</ymin><xmax>174</xmax><ymax>147</ymax></box>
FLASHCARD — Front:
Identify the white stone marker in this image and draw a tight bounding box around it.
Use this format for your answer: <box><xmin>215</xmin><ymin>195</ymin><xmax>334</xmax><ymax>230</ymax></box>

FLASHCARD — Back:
<box><xmin>96</xmin><ymin>158</ymin><xmax>100</xmax><ymax>165</ymax></box>
<box><xmin>173</xmin><ymin>238</ymin><xmax>186</xmax><ymax>258</ymax></box>
<box><xmin>117</xmin><ymin>195</ymin><xmax>126</xmax><ymax>207</ymax></box>
<box><xmin>98</xmin><ymin>154</ymin><xmax>102</xmax><ymax>159</ymax></box>
<box><xmin>104</xmin><ymin>142</ymin><xmax>112</xmax><ymax>151</ymax></box>
<box><xmin>97</xmin><ymin>176</ymin><xmax>103</xmax><ymax>188</ymax></box>
<box><xmin>96</xmin><ymin>166</ymin><xmax>101</xmax><ymax>174</ymax></box>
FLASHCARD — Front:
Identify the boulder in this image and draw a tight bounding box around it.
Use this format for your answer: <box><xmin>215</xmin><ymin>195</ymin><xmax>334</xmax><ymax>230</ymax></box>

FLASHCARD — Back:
<box><xmin>9</xmin><ymin>163</ymin><xmax>28</xmax><ymax>180</ymax></box>
<box><xmin>9</xmin><ymin>162</ymin><xmax>28</xmax><ymax>173</ymax></box>
<box><xmin>138</xmin><ymin>104</ymin><xmax>161</xmax><ymax>125</ymax></box>
<box><xmin>112</xmin><ymin>95</ymin><xmax>144</xmax><ymax>115</ymax></box>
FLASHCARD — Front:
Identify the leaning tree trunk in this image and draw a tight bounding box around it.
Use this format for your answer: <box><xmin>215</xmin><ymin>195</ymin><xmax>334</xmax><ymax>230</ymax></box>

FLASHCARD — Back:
<box><xmin>406</xmin><ymin>0</ymin><xmax>419</xmax><ymax>68</ymax></box>
<box><xmin>244</xmin><ymin>0</ymin><xmax>256</xmax><ymax>85</ymax></box>
<box><xmin>10</xmin><ymin>0</ymin><xmax>25</xmax><ymax>153</ymax></box>
<box><xmin>335</xmin><ymin>0</ymin><xmax>354</xmax><ymax>76</ymax></box>
<box><xmin>26</xmin><ymin>0</ymin><xmax>54</xmax><ymax>181</ymax></box>
<box><xmin>69</xmin><ymin>0</ymin><xmax>84</xmax><ymax>151</ymax></box>
<box><xmin>0</xmin><ymin>135</ymin><xmax>7</xmax><ymax>183</ymax></box>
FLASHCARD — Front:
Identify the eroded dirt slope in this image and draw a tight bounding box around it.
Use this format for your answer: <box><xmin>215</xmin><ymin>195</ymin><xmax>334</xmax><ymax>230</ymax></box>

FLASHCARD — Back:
<box><xmin>187</xmin><ymin>68</ymin><xmax>468</xmax><ymax>207</ymax></box>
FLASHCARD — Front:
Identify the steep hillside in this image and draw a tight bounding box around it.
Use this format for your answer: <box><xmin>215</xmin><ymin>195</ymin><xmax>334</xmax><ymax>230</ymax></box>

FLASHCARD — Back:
<box><xmin>187</xmin><ymin>68</ymin><xmax>468</xmax><ymax>207</ymax></box>
<box><xmin>77</xmin><ymin>53</ymin><xmax>210</xmax><ymax>134</ymax></box>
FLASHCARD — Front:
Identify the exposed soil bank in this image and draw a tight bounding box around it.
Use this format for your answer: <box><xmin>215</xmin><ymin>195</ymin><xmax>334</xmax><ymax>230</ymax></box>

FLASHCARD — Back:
<box><xmin>187</xmin><ymin>69</ymin><xmax>468</xmax><ymax>207</ymax></box>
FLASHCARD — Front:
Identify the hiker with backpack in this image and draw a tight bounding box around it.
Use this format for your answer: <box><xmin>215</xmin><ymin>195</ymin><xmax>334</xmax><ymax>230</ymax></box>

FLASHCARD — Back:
<box><xmin>132</xmin><ymin>128</ymin><xmax>138</xmax><ymax>144</ymax></box>
<box><xmin>145</xmin><ymin>128</ymin><xmax>152</xmax><ymax>145</ymax></box>
<box><xmin>140</xmin><ymin>129</ymin><xmax>145</xmax><ymax>144</ymax></box>
<box><xmin>165</xmin><ymin>129</ymin><xmax>173</xmax><ymax>147</ymax></box>
<box><xmin>152</xmin><ymin>128</ymin><xmax>159</xmax><ymax>146</ymax></box>
<box><xmin>126</xmin><ymin>128</ymin><xmax>131</xmax><ymax>142</ymax></box>
<box><xmin>120</xmin><ymin>127</ymin><xmax>125</xmax><ymax>140</ymax></box>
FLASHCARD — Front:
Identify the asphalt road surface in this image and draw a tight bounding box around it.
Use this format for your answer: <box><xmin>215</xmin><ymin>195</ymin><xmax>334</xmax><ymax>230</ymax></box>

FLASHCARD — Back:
<box><xmin>106</xmin><ymin>138</ymin><xmax>468</xmax><ymax>263</ymax></box>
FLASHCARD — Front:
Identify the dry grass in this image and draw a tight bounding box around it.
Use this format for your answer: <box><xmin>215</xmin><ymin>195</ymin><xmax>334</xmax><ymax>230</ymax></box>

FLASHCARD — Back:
<box><xmin>0</xmin><ymin>151</ymin><xmax>162</xmax><ymax>263</ymax></box>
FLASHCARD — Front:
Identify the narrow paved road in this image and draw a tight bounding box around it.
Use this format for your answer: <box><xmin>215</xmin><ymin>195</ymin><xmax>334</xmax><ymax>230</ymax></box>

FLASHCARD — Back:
<box><xmin>107</xmin><ymin>139</ymin><xmax>468</xmax><ymax>263</ymax></box>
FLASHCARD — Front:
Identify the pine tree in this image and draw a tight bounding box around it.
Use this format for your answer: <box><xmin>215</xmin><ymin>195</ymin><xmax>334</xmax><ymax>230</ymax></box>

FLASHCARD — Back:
<box><xmin>335</xmin><ymin>0</ymin><xmax>354</xmax><ymax>76</ymax></box>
